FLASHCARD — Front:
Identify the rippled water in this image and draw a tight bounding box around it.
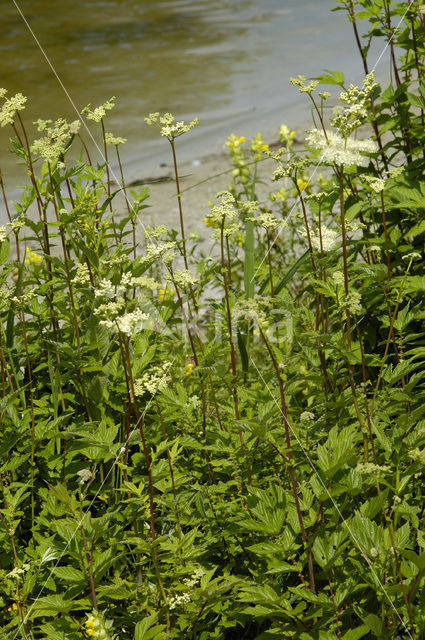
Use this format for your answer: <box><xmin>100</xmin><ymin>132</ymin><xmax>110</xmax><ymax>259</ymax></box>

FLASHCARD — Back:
<box><xmin>1</xmin><ymin>0</ymin><xmax>370</xmax><ymax>186</ymax></box>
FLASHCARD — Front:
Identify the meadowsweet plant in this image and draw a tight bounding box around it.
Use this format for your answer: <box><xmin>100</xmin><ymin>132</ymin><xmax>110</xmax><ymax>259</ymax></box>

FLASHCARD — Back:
<box><xmin>2</xmin><ymin>1</ymin><xmax>425</xmax><ymax>639</ymax></box>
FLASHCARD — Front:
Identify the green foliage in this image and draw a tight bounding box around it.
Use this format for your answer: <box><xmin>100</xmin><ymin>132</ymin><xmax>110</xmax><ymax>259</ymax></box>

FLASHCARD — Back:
<box><xmin>1</xmin><ymin>1</ymin><xmax>425</xmax><ymax>638</ymax></box>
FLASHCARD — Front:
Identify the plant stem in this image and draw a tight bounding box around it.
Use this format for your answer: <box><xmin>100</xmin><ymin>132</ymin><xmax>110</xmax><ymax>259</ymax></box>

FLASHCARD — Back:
<box><xmin>169</xmin><ymin>139</ymin><xmax>189</xmax><ymax>270</ymax></box>
<box><xmin>338</xmin><ymin>165</ymin><xmax>351</xmax><ymax>350</ymax></box>
<box><xmin>259</xmin><ymin>326</ymin><xmax>315</xmax><ymax>592</ymax></box>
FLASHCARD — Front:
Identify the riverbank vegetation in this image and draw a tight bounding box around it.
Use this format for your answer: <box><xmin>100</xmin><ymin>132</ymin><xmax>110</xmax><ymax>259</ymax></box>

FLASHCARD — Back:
<box><xmin>1</xmin><ymin>1</ymin><xmax>425</xmax><ymax>638</ymax></box>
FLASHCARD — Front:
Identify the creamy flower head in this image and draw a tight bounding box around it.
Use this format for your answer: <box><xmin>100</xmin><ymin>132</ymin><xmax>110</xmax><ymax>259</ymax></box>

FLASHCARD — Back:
<box><xmin>332</xmin><ymin>72</ymin><xmax>378</xmax><ymax>136</ymax></box>
<box><xmin>100</xmin><ymin>308</ymin><xmax>149</xmax><ymax>336</ymax></box>
<box><xmin>31</xmin><ymin>118</ymin><xmax>74</xmax><ymax>163</ymax></box>
<box><xmin>34</xmin><ymin>118</ymin><xmax>53</xmax><ymax>131</ymax></box>
<box><xmin>145</xmin><ymin>111</ymin><xmax>198</xmax><ymax>139</ymax></box>
<box><xmin>300</xmin><ymin>411</ymin><xmax>315</xmax><ymax>422</ymax></box>
<box><xmin>83</xmin><ymin>97</ymin><xmax>116</xmax><ymax>122</ymax></box>
<box><xmin>207</xmin><ymin>191</ymin><xmax>238</xmax><ymax>225</ymax></box>
<box><xmin>168</xmin><ymin>269</ymin><xmax>198</xmax><ymax>289</ymax></box>
<box><xmin>310</xmin><ymin>225</ymin><xmax>339</xmax><ymax>252</ymax></box>
<box><xmin>250</xmin><ymin>212</ymin><xmax>280</xmax><ymax>230</ymax></box>
<box><xmin>105</xmin><ymin>132</ymin><xmax>127</xmax><ymax>146</ymax></box>
<box><xmin>144</xmin><ymin>224</ymin><xmax>168</xmax><ymax>240</ymax></box>
<box><xmin>290</xmin><ymin>75</ymin><xmax>319</xmax><ymax>94</ymax></box>
<box><xmin>0</xmin><ymin>92</ymin><xmax>27</xmax><ymax>127</ymax></box>
<box><xmin>77</xmin><ymin>468</ymin><xmax>93</xmax><ymax>485</ymax></box>
<box><xmin>344</xmin><ymin>291</ymin><xmax>362</xmax><ymax>315</ymax></box>
<box><xmin>72</xmin><ymin>263</ymin><xmax>91</xmax><ymax>285</ymax></box>
<box><xmin>306</xmin><ymin>129</ymin><xmax>377</xmax><ymax>166</ymax></box>
<box><xmin>134</xmin><ymin>362</ymin><xmax>172</xmax><ymax>395</ymax></box>
<box><xmin>408</xmin><ymin>448</ymin><xmax>425</xmax><ymax>464</ymax></box>
<box><xmin>142</xmin><ymin>241</ymin><xmax>177</xmax><ymax>265</ymax></box>
<box><xmin>364</xmin><ymin>175</ymin><xmax>386</xmax><ymax>193</ymax></box>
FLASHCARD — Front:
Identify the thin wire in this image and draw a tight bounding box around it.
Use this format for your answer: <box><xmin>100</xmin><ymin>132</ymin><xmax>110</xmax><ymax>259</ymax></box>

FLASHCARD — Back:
<box><xmin>251</xmin><ymin>0</ymin><xmax>415</xmax><ymax>282</ymax></box>
<box><xmin>250</xmin><ymin>357</ymin><xmax>414</xmax><ymax>638</ymax></box>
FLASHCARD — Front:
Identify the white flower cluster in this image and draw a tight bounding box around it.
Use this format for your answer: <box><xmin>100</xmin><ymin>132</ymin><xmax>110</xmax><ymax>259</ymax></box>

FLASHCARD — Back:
<box><xmin>133</xmin><ymin>275</ymin><xmax>161</xmax><ymax>290</ymax></box>
<box><xmin>207</xmin><ymin>191</ymin><xmax>238</xmax><ymax>225</ymax></box>
<box><xmin>144</xmin><ymin>112</ymin><xmax>199</xmax><ymax>139</ymax></box>
<box><xmin>364</xmin><ymin>175</ymin><xmax>386</xmax><ymax>193</ymax></box>
<box><xmin>93</xmin><ymin>300</ymin><xmax>124</xmax><ymax>319</ymax></box>
<box><xmin>250</xmin><ymin>212</ymin><xmax>280</xmax><ymax>230</ymax></box>
<box><xmin>344</xmin><ymin>291</ymin><xmax>362</xmax><ymax>315</ymax></box>
<box><xmin>72</xmin><ymin>263</ymin><xmax>91</xmax><ymax>285</ymax></box>
<box><xmin>141</xmin><ymin>241</ymin><xmax>177</xmax><ymax>265</ymax></box>
<box><xmin>300</xmin><ymin>411</ymin><xmax>315</xmax><ymax>422</ymax></box>
<box><xmin>0</xmin><ymin>92</ymin><xmax>27</xmax><ymax>127</ymax></box>
<box><xmin>167</xmin><ymin>269</ymin><xmax>198</xmax><ymax>290</ymax></box>
<box><xmin>306</xmin><ymin>129</ymin><xmax>377</xmax><ymax>166</ymax></box>
<box><xmin>169</xmin><ymin>568</ymin><xmax>205</xmax><ymax>610</ymax></box>
<box><xmin>408</xmin><ymin>448</ymin><xmax>425</xmax><ymax>464</ymax></box>
<box><xmin>233</xmin><ymin>297</ymin><xmax>266</xmax><ymax>324</ymax></box>
<box><xmin>105</xmin><ymin>132</ymin><xmax>126</xmax><ymax>146</ymax></box>
<box><xmin>331</xmin><ymin>72</ymin><xmax>378</xmax><ymax>136</ymax></box>
<box><xmin>77</xmin><ymin>468</ymin><xmax>93</xmax><ymax>485</ymax></box>
<box><xmin>82</xmin><ymin>97</ymin><xmax>115</xmax><ymax>123</ymax></box>
<box><xmin>0</xmin><ymin>226</ymin><xmax>7</xmax><ymax>242</ymax></box>
<box><xmin>7</xmin><ymin>563</ymin><xmax>30</xmax><ymax>579</ymax></box>
<box><xmin>133</xmin><ymin>362</ymin><xmax>172</xmax><ymax>396</ymax></box>
<box><xmin>388</xmin><ymin>166</ymin><xmax>404</xmax><ymax>178</ymax></box>
<box><xmin>310</xmin><ymin>225</ymin><xmax>339</xmax><ymax>252</ymax></box>
<box><xmin>333</xmin><ymin>271</ymin><xmax>345</xmax><ymax>288</ymax></box>
<box><xmin>183</xmin><ymin>567</ymin><xmax>205</xmax><ymax>587</ymax></box>
<box><xmin>95</xmin><ymin>278</ymin><xmax>124</xmax><ymax>299</ymax></box>
<box><xmin>169</xmin><ymin>592</ymin><xmax>191</xmax><ymax>610</ymax></box>
<box><xmin>100</xmin><ymin>308</ymin><xmax>149</xmax><ymax>336</ymax></box>
<box><xmin>144</xmin><ymin>224</ymin><xmax>168</xmax><ymax>240</ymax></box>
<box><xmin>8</xmin><ymin>215</ymin><xmax>26</xmax><ymax>231</ymax></box>
<box><xmin>290</xmin><ymin>75</ymin><xmax>319</xmax><ymax>94</ymax></box>
<box><xmin>31</xmin><ymin>118</ymin><xmax>80</xmax><ymax>163</ymax></box>
<box><xmin>187</xmin><ymin>395</ymin><xmax>201</xmax><ymax>411</ymax></box>
<box><xmin>11</xmin><ymin>289</ymin><xmax>37</xmax><ymax>307</ymax></box>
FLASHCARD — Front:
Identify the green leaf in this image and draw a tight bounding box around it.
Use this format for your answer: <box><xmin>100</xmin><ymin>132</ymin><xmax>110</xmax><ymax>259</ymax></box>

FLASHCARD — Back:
<box><xmin>0</xmin><ymin>238</ymin><xmax>10</xmax><ymax>265</ymax></box>
<box><xmin>274</xmin><ymin>250</ymin><xmax>310</xmax><ymax>295</ymax></box>
<box><xmin>53</xmin><ymin>566</ymin><xmax>85</xmax><ymax>583</ymax></box>
<box><xmin>342</xmin><ymin>626</ymin><xmax>370</xmax><ymax>640</ymax></box>
<box><xmin>312</xmin><ymin>69</ymin><xmax>345</xmax><ymax>86</ymax></box>
<box><xmin>31</xmin><ymin>595</ymin><xmax>86</xmax><ymax>617</ymax></box>
<box><xmin>237</xmin><ymin>326</ymin><xmax>249</xmax><ymax>376</ymax></box>
<box><xmin>363</xmin><ymin>613</ymin><xmax>383</xmax><ymax>637</ymax></box>
<box><xmin>135</xmin><ymin>614</ymin><xmax>166</xmax><ymax>640</ymax></box>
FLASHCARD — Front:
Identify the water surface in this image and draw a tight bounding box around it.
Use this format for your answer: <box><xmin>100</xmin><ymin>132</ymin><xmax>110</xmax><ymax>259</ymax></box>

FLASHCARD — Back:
<box><xmin>1</xmin><ymin>0</ymin><xmax>375</xmax><ymax>187</ymax></box>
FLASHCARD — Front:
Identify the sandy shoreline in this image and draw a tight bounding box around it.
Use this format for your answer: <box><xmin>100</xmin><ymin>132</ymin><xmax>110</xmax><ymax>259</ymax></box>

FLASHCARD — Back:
<box><xmin>116</xmin><ymin>124</ymin><xmax>309</xmax><ymax>247</ymax></box>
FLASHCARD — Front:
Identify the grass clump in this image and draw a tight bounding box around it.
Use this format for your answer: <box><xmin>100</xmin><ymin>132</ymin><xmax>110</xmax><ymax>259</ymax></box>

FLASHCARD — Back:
<box><xmin>1</xmin><ymin>1</ymin><xmax>425</xmax><ymax>638</ymax></box>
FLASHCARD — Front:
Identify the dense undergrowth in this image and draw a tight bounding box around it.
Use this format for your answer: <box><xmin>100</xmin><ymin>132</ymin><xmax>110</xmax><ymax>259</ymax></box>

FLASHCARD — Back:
<box><xmin>1</xmin><ymin>1</ymin><xmax>425</xmax><ymax>638</ymax></box>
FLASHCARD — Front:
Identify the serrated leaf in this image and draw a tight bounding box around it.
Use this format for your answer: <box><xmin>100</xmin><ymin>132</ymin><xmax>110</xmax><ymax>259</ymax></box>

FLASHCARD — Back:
<box><xmin>53</xmin><ymin>565</ymin><xmax>85</xmax><ymax>583</ymax></box>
